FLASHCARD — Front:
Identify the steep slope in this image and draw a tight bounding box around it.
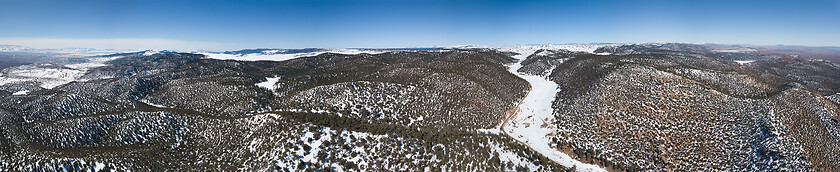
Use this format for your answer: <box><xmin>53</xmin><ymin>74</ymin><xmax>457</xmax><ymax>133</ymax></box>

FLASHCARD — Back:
<box><xmin>549</xmin><ymin>44</ymin><xmax>840</xmax><ymax>171</ymax></box>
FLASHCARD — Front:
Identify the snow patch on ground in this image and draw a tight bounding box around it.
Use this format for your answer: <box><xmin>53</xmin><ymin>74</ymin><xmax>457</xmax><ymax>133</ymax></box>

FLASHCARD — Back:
<box><xmin>502</xmin><ymin>50</ymin><xmax>607</xmax><ymax>172</ymax></box>
<box><xmin>734</xmin><ymin>60</ymin><xmax>755</xmax><ymax>64</ymax></box>
<box><xmin>140</xmin><ymin>99</ymin><xmax>169</xmax><ymax>108</ymax></box>
<box><xmin>487</xmin><ymin>141</ymin><xmax>540</xmax><ymax>170</ymax></box>
<box><xmin>66</xmin><ymin>56</ymin><xmax>123</xmax><ymax>70</ymax></box>
<box><xmin>0</xmin><ymin>75</ymin><xmax>26</xmax><ymax>87</ymax></box>
<box><xmin>408</xmin><ymin>115</ymin><xmax>424</xmax><ymax>126</ymax></box>
<box><xmin>247</xmin><ymin>114</ymin><xmax>389</xmax><ymax>171</ymax></box>
<box><xmin>94</xmin><ymin>162</ymin><xmax>105</xmax><ymax>171</ymax></box>
<box><xmin>256</xmin><ymin>77</ymin><xmax>281</xmax><ymax>91</ymax></box>
<box><xmin>536</xmin><ymin>50</ymin><xmax>555</xmax><ymax>56</ymax></box>
<box><xmin>11</xmin><ymin>90</ymin><xmax>28</xmax><ymax>95</ymax></box>
<box><xmin>476</xmin><ymin>128</ymin><xmax>500</xmax><ymax>134</ymax></box>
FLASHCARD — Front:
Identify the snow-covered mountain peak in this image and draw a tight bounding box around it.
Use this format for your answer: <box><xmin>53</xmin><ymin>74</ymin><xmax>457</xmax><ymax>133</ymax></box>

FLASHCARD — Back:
<box><xmin>141</xmin><ymin>50</ymin><xmax>164</xmax><ymax>56</ymax></box>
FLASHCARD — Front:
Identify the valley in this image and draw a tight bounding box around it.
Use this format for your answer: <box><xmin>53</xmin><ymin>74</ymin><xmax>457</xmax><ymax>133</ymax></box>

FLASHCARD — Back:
<box><xmin>0</xmin><ymin>43</ymin><xmax>838</xmax><ymax>171</ymax></box>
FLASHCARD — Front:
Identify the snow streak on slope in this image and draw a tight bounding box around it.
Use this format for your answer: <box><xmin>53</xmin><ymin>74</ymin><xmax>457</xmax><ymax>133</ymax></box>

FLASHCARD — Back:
<box><xmin>200</xmin><ymin>49</ymin><xmax>389</xmax><ymax>62</ymax></box>
<box><xmin>503</xmin><ymin>49</ymin><xmax>606</xmax><ymax>172</ymax></box>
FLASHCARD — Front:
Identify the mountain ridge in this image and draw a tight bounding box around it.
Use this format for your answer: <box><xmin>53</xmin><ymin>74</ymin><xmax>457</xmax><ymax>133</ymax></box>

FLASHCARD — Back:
<box><xmin>0</xmin><ymin>43</ymin><xmax>838</xmax><ymax>171</ymax></box>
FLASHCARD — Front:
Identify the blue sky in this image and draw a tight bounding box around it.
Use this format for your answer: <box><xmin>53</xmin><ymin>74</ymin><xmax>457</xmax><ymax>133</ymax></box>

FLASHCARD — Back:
<box><xmin>0</xmin><ymin>0</ymin><xmax>838</xmax><ymax>50</ymax></box>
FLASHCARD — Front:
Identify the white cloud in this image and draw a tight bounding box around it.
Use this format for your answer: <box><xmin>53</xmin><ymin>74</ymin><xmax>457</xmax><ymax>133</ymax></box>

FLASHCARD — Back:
<box><xmin>0</xmin><ymin>38</ymin><xmax>227</xmax><ymax>51</ymax></box>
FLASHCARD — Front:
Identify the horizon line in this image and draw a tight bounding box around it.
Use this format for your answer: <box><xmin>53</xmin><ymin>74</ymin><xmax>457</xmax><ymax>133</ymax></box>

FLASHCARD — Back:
<box><xmin>2</xmin><ymin>38</ymin><xmax>840</xmax><ymax>52</ymax></box>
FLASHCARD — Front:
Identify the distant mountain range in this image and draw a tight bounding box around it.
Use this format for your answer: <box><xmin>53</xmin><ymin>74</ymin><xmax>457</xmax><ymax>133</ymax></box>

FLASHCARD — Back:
<box><xmin>3</xmin><ymin>43</ymin><xmax>839</xmax><ymax>62</ymax></box>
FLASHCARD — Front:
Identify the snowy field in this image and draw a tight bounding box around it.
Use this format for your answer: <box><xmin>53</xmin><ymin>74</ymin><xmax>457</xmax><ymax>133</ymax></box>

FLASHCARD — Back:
<box><xmin>501</xmin><ymin>48</ymin><xmax>606</xmax><ymax>172</ymax></box>
<box><xmin>256</xmin><ymin>77</ymin><xmax>281</xmax><ymax>90</ymax></box>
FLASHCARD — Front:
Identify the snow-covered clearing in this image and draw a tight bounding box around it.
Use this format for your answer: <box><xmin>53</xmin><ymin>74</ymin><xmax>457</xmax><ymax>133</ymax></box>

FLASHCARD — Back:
<box><xmin>11</xmin><ymin>90</ymin><xmax>29</xmax><ymax>95</ymax></box>
<box><xmin>501</xmin><ymin>49</ymin><xmax>606</xmax><ymax>172</ymax></box>
<box><xmin>256</xmin><ymin>77</ymin><xmax>281</xmax><ymax>90</ymax></box>
<box><xmin>734</xmin><ymin>60</ymin><xmax>755</xmax><ymax>64</ymax></box>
